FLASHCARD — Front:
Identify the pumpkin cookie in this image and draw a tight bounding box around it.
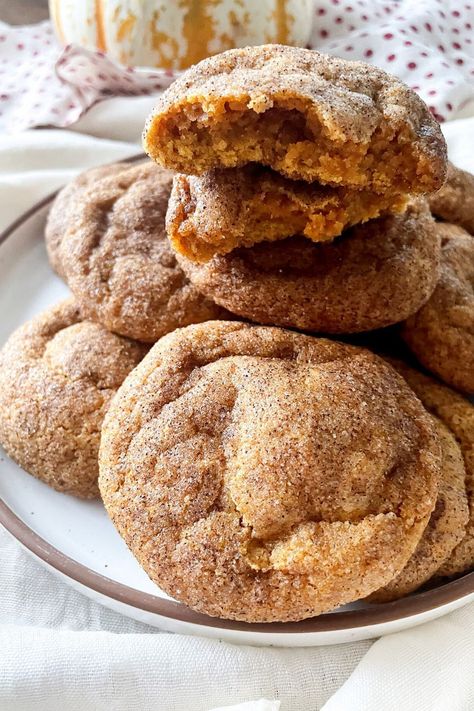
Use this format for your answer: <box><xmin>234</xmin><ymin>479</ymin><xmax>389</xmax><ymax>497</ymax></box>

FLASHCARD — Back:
<box><xmin>144</xmin><ymin>45</ymin><xmax>446</xmax><ymax>193</ymax></box>
<box><xmin>402</xmin><ymin>223</ymin><xmax>474</xmax><ymax>394</ymax></box>
<box><xmin>46</xmin><ymin>161</ymin><xmax>227</xmax><ymax>343</ymax></box>
<box><xmin>370</xmin><ymin>416</ymin><xmax>468</xmax><ymax>602</ymax></box>
<box><xmin>388</xmin><ymin>362</ymin><xmax>474</xmax><ymax>579</ymax></box>
<box><xmin>167</xmin><ymin>166</ymin><xmax>408</xmax><ymax>262</ymax></box>
<box><xmin>0</xmin><ymin>300</ymin><xmax>146</xmax><ymax>498</ymax></box>
<box><xmin>177</xmin><ymin>200</ymin><xmax>440</xmax><ymax>333</ymax></box>
<box><xmin>46</xmin><ymin>163</ymin><xmax>123</xmax><ymax>278</ymax></box>
<box><xmin>429</xmin><ymin>162</ymin><xmax>474</xmax><ymax>234</ymax></box>
<box><xmin>99</xmin><ymin>321</ymin><xmax>440</xmax><ymax>622</ymax></box>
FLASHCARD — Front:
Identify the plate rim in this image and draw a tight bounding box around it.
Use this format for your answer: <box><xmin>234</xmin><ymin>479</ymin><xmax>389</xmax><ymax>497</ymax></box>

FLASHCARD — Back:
<box><xmin>1</xmin><ymin>156</ymin><xmax>473</xmax><ymax>636</ymax></box>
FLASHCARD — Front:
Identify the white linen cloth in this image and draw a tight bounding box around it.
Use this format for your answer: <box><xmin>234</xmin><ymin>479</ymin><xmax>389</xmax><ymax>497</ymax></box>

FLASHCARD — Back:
<box><xmin>0</xmin><ymin>100</ymin><xmax>474</xmax><ymax>711</ymax></box>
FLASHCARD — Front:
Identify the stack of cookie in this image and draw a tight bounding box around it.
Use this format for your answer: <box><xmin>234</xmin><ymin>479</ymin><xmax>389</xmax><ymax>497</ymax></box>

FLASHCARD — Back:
<box><xmin>144</xmin><ymin>44</ymin><xmax>446</xmax><ymax>337</ymax></box>
<box><xmin>0</xmin><ymin>45</ymin><xmax>473</xmax><ymax>624</ymax></box>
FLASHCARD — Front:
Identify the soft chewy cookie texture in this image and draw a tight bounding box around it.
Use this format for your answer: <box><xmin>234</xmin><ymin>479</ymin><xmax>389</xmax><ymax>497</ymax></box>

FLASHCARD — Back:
<box><xmin>429</xmin><ymin>162</ymin><xmax>474</xmax><ymax>234</ymax></box>
<box><xmin>177</xmin><ymin>200</ymin><xmax>440</xmax><ymax>333</ymax></box>
<box><xmin>167</xmin><ymin>166</ymin><xmax>408</xmax><ymax>262</ymax></box>
<box><xmin>99</xmin><ymin>321</ymin><xmax>441</xmax><ymax>623</ymax></box>
<box><xmin>0</xmin><ymin>300</ymin><xmax>146</xmax><ymax>498</ymax></box>
<box><xmin>144</xmin><ymin>45</ymin><xmax>446</xmax><ymax>194</ymax></box>
<box><xmin>346</xmin><ymin>349</ymin><xmax>474</xmax><ymax>586</ymax></box>
<box><xmin>46</xmin><ymin>161</ymin><xmax>227</xmax><ymax>343</ymax></box>
<box><xmin>371</xmin><ymin>407</ymin><xmax>468</xmax><ymax>602</ymax></box>
<box><xmin>390</xmin><ymin>362</ymin><xmax>474</xmax><ymax>580</ymax></box>
<box><xmin>46</xmin><ymin>163</ymin><xmax>125</xmax><ymax>278</ymax></box>
<box><xmin>402</xmin><ymin>223</ymin><xmax>474</xmax><ymax>394</ymax></box>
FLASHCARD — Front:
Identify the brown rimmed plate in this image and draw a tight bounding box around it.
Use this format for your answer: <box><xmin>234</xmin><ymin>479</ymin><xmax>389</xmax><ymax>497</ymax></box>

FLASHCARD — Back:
<box><xmin>0</xmin><ymin>156</ymin><xmax>473</xmax><ymax>646</ymax></box>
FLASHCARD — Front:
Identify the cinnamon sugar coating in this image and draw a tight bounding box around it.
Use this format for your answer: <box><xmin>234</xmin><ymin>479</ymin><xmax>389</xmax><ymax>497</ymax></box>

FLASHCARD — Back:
<box><xmin>177</xmin><ymin>201</ymin><xmax>440</xmax><ymax>333</ymax></box>
<box><xmin>167</xmin><ymin>166</ymin><xmax>407</xmax><ymax>262</ymax></box>
<box><xmin>46</xmin><ymin>161</ymin><xmax>227</xmax><ymax>343</ymax></box>
<box><xmin>99</xmin><ymin>322</ymin><xmax>441</xmax><ymax>622</ymax></box>
<box><xmin>340</xmin><ymin>346</ymin><xmax>474</xmax><ymax>582</ymax></box>
<box><xmin>429</xmin><ymin>162</ymin><xmax>474</xmax><ymax>234</ymax></box>
<box><xmin>144</xmin><ymin>45</ymin><xmax>446</xmax><ymax>193</ymax></box>
<box><xmin>389</xmin><ymin>362</ymin><xmax>474</xmax><ymax>579</ymax></box>
<box><xmin>371</xmin><ymin>416</ymin><xmax>468</xmax><ymax>602</ymax></box>
<box><xmin>402</xmin><ymin>223</ymin><xmax>474</xmax><ymax>394</ymax></box>
<box><xmin>0</xmin><ymin>300</ymin><xmax>146</xmax><ymax>498</ymax></box>
<box><xmin>46</xmin><ymin>163</ymin><xmax>123</xmax><ymax>278</ymax></box>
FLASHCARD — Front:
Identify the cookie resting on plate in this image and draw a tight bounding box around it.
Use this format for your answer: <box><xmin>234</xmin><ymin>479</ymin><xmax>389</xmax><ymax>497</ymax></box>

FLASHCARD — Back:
<box><xmin>0</xmin><ymin>300</ymin><xmax>146</xmax><ymax>498</ymax></box>
<box><xmin>177</xmin><ymin>200</ymin><xmax>440</xmax><ymax>333</ymax></box>
<box><xmin>144</xmin><ymin>45</ymin><xmax>446</xmax><ymax>194</ymax></box>
<box><xmin>46</xmin><ymin>161</ymin><xmax>228</xmax><ymax>343</ymax></box>
<box><xmin>99</xmin><ymin>321</ymin><xmax>441</xmax><ymax>623</ymax></box>
<box><xmin>370</xmin><ymin>415</ymin><xmax>468</xmax><ymax>602</ymax></box>
<box><xmin>46</xmin><ymin>162</ymin><xmax>127</xmax><ymax>278</ymax></box>
<box><xmin>390</xmin><ymin>362</ymin><xmax>474</xmax><ymax>580</ymax></box>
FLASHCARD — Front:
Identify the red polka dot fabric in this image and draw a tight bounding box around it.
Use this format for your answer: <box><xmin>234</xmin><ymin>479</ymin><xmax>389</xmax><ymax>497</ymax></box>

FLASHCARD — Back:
<box><xmin>308</xmin><ymin>0</ymin><xmax>474</xmax><ymax>123</ymax></box>
<box><xmin>0</xmin><ymin>1</ymin><xmax>473</xmax><ymax>133</ymax></box>
<box><xmin>0</xmin><ymin>21</ymin><xmax>177</xmax><ymax>132</ymax></box>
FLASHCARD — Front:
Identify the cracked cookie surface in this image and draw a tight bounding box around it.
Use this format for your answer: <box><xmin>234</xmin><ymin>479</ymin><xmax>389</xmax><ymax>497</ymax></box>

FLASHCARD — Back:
<box><xmin>0</xmin><ymin>300</ymin><xmax>146</xmax><ymax>498</ymax></box>
<box><xmin>167</xmin><ymin>166</ymin><xmax>408</xmax><ymax>262</ymax></box>
<box><xmin>371</xmin><ymin>412</ymin><xmax>468</xmax><ymax>602</ymax></box>
<box><xmin>46</xmin><ymin>163</ymin><xmax>124</xmax><ymax>278</ymax></box>
<box><xmin>99</xmin><ymin>321</ymin><xmax>441</xmax><ymax>622</ymax></box>
<box><xmin>389</xmin><ymin>362</ymin><xmax>474</xmax><ymax>580</ymax></box>
<box><xmin>402</xmin><ymin>223</ymin><xmax>474</xmax><ymax>394</ymax></box>
<box><xmin>46</xmin><ymin>161</ymin><xmax>227</xmax><ymax>343</ymax></box>
<box><xmin>177</xmin><ymin>200</ymin><xmax>440</xmax><ymax>333</ymax></box>
<box><xmin>144</xmin><ymin>45</ymin><xmax>446</xmax><ymax>193</ymax></box>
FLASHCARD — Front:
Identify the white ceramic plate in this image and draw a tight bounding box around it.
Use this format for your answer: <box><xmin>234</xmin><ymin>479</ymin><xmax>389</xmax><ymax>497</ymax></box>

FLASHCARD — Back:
<box><xmin>1</xmin><ymin>166</ymin><xmax>473</xmax><ymax>646</ymax></box>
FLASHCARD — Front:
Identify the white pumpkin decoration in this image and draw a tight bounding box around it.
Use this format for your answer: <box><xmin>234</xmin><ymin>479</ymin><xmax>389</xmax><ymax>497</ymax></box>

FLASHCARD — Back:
<box><xmin>49</xmin><ymin>0</ymin><xmax>313</xmax><ymax>70</ymax></box>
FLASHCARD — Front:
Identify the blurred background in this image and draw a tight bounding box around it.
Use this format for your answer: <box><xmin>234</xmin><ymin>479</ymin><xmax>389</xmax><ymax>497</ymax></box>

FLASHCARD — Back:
<box><xmin>1</xmin><ymin>0</ymin><xmax>49</xmax><ymax>24</ymax></box>
<box><xmin>0</xmin><ymin>1</ymin><xmax>472</xmax><ymax>134</ymax></box>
